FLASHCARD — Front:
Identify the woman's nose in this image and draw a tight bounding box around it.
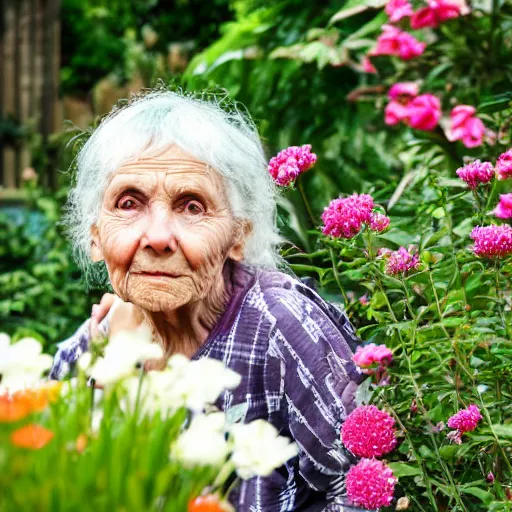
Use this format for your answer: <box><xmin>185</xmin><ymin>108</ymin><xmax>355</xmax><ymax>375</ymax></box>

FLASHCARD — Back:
<box><xmin>140</xmin><ymin>207</ymin><xmax>178</xmax><ymax>255</ymax></box>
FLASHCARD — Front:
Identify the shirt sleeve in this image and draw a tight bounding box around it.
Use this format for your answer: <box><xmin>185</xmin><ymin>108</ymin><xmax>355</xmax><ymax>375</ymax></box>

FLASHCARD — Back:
<box><xmin>263</xmin><ymin>284</ymin><xmax>365</xmax><ymax>509</ymax></box>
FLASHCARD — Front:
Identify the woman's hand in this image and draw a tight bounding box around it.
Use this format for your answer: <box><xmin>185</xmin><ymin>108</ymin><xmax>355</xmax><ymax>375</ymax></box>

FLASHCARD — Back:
<box><xmin>90</xmin><ymin>293</ymin><xmax>116</xmax><ymax>338</ymax></box>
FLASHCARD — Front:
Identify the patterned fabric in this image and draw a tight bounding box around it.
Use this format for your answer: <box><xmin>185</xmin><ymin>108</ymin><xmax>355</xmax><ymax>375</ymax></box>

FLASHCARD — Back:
<box><xmin>50</xmin><ymin>262</ymin><xmax>365</xmax><ymax>512</ymax></box>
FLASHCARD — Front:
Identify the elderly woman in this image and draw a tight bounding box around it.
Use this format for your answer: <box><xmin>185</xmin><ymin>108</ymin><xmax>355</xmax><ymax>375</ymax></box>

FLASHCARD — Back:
<box><xmin>50</xmin><ymin>91</ymin><xmax>364</xmax><ymax>511</ymax></box>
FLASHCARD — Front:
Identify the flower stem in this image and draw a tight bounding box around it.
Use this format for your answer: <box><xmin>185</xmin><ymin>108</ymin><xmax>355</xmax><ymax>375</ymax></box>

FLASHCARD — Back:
<box><xmin>493</xmin><ymin>259</ymin><xmax>511</xmax><ymax>338</ymax></box>
<box><xmin>329</xmin><ymin>247</ymin><xmax>349</xmax><ymax>305</ymax></box>
<box><xmin>297</xmin><ymin>175</ymin><xmax>316</xmax><ymax>227</ymax></box>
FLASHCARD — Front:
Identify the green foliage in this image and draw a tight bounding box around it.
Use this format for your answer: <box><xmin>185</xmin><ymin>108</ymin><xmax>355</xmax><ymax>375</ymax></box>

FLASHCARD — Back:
<box><xmin>0</xmin><ymin>186</ymin><xmax>101</xmax><ymax>351</ymax></box>
<box><xmin>60</xmin><ymin>0</ymin><xmax>233</xmax><ymax>94</ymax></box>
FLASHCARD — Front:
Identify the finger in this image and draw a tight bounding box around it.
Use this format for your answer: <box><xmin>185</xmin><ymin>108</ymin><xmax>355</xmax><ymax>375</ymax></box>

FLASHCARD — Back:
<box><xmin>93</xmin><ymin>293</ymin><xmax>116</xmax><ymax>324</ymax></box>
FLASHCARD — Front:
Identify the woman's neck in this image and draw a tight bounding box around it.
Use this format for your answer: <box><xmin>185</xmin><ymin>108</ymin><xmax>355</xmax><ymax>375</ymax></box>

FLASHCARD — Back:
<box><xmin>137</xmin><ymin>260</ymin><xmax>235</xmax><ymax>359</ymax></box>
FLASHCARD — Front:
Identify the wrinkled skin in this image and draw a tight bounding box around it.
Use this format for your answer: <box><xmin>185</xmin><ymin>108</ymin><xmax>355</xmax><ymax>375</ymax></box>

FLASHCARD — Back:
<box><xmin>91</xmin><ymin>145</ymin><xmax>250</xmax><ymax>357</ymax></box>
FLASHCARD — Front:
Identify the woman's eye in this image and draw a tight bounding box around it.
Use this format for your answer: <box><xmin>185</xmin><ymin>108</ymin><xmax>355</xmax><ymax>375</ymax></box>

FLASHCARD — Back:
<box><xmin>184</xmin><ymin>201</ymin><xmax>204</xmax><ymax>214</ymax></box>
<box><xmin>117</xmin><ymin>197</ymin><xmax>137</xmax><ymax>210</ymax></box>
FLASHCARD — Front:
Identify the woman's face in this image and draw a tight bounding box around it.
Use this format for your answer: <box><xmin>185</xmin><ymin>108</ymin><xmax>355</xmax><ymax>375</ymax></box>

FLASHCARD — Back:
<box><xmin>92</xmin><ymin>145</ymin><xmax>247</xmax><ymax>313</ymax></box>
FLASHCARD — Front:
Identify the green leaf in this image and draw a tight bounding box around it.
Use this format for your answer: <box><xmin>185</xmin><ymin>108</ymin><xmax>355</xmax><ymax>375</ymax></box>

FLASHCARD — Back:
<box><xmin>491</xmin><ymin>424</ymin><xmax>512</xmax><ymax>438</ymax></box>
<box><xmin>458</xmin><ymin>486</ymin><xmax>493</xmax><ymax>504</ymax></box>
<box><xmin>388</xmin><ymin>462</ymin><xmax>422</xmax><ymax>477</ymax></box>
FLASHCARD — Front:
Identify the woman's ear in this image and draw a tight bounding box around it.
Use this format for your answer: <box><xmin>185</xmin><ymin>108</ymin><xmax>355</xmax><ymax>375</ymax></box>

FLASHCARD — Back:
<box><xmin>90</xmin><ymin>225</ymin><xmax>104</xmax><ymax>262</ymax></box>
<box><xmin>228</xmin><ymin>220</ymin><xmax>253</xmax><ymax>262</ymax></box>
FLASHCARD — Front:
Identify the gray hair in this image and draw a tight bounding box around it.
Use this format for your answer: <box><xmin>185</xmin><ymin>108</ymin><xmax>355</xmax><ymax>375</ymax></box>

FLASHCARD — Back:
<box><xmin>65</xmin><ymin>90</ymin><xmax>284</xmax><ymax>282</ymax></box>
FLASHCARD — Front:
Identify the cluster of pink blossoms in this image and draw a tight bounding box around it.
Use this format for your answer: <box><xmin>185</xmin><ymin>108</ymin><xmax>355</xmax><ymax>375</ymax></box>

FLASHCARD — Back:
<box><xmin>321</xmin><ymin>194</ymin><xmax>390</xmax><ymax>239</ymax></box>
<box><xmin>342</xmin><ymin>405</ymin><xmax>398</xmax><ymax>509</ymax></box>
<box><xmin>456</xmin><ymin>149</ymin><xmax>512</xmax><ymax>190</ymax></box>
<box><xmin>371</xmin><ymin>25</ymin><xmax>425</xmax><ymax>61</ymax></box>
<box><xmin>447</xmin><ymin>405</ymin><xmax>482</xmax><ymax>444</ymax></box>
<box><xmin>346</xmin><ymin>459</ymin><xmax>397</xmax><ymax>510</ymax></box>
<box><xmin>494</xmin><ymin>194</ymin><xmax>512</xmax><ymax>219</ymax></box>
<box><xmin>470</xmin><ymin>225</ymin><xmax>512</xmax><ymax>258</ymax></box>
<box><xmin>496</xmin><ymin>149</ymin><xmax>512</xmax><ymax>180</ymax></box>
<box><xmin>410</xmin><ymin>0</ymin><xmax>462</xmax><ymax>28</ymax></box>
<box><xmin>456</xmin><ymin>160</ymin><xmax>494</xmax><ymax>189</ymax></box>
<box><xmin>341</xmin><ymin>405</ymin><xmax>397</xmax><ymax>458</ymax></box>
<box><xmin>385</xmin><ymin>83</ymin><xmax>441</xmax><ymax>131</ymax></box>
<box><xmin>385</xmin><ymin>246</ymin><xmax>420</xmax><ymax>275</ymax></box>
<box><xmin>363</xmin><ymin>0</ymin><xmax>464</xmax><ymax>72</ymax></box>
<box><xmin>448</xmin><ymin>106</ymin><xmax>486</xmax><ymax>148</ymax></box>
<box><xmin>385</xmin><ymin>83</ymin><xmax>485</xmax><ymax>143</ymax></box>
<box><xmin>267</xmin><ymin>144</ymin><xmax>317</xmax><ymax>187</ymax></box>
<box><xmin>353</xmin><ymin>343</ymin><xmax>393</xmax><ymax>375</ymax></box>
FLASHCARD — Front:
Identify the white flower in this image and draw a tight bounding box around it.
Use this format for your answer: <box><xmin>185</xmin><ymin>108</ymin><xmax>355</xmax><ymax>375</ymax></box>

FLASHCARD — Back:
<box><xmin>89</xmin><ymin>326</ymin><xmax>164</xmax><ymax>386</ymax></box>
<box><xmin>172</xmin><ymin>412</ymin><xmax>230</xmax><ymax>467</ymax></box>
<box><xmin>164</xmin><ymin>356</ymin><xmax>241</xmax><ymax>411</ymax></box>
<box><xmin>230</xmin><ymin>420</ymin><xmax>299</xmax><ymax>479</ymax></box>
<box><xmin>0</xmin><ymin>334</ymin><xmax>53</xmax><ymax>393</ymax></box>
<box><xmin>77</xmin><ymin>352</ymin><xmax>92</xmax><ymax>372</ymax></box>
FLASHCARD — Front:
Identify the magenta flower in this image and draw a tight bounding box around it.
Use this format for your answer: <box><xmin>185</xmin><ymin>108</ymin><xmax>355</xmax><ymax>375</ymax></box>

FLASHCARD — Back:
<box><xmin>448</xmin><ymin>106</ymin><xmax>485</xmax><ymax>148</ymax></box>
<box><xmin>321</xmin><ymin>194</ymin><xmax>374</xmax><ymax>239</ymax></box>
<box><xmin>385</xmin><ymin>0</ymin><xmax>414</xmax><ymax>22</ymax></box>
<box><xmin>385</xmin><ymin>100</ymin><xmax>410</xmax><ymax>126</ymax></box>
<box><xmin>470</xmin><ymin>225</ymin><xmax>512</xmax><ymax>258</ymax></box>
<box><xmin>388</xmin><ymin>82</ymin><xmax>419</xmax><ymax>101</ymax></box>
<box><xmin>405</xmin><ymin>94</ymin><xmax>442</xmax><ymax>131</ymax></box>
<box><xmin>494</xmin><ymin>194</ymin><xmax>512</xmax><ymax>219</ymax></box>
<box><xmin>361</xmin><ymin>56</ymin><xmax>377</xmax><ymax>74</ymax></box>
<box><xmin>411</xmin><ymin>0</ymin><xmax>461</xmax><ymax>29</ymax></box>
<box><xmin>353</xmin><ymin>343</ymin><xmax>393</xmax><ymax>373</ymax></box>
<box><xmin>456</xmin><ymin>160</ymin><xmax>494</xmax><ymax>189</ymax></box>
<box><xmin>268</xmin><ymin>144</ymin><xmax>317</xmax><ymax>187</ymax></box>
<box><xmin>447</xmin><ymin>404</ymin><xmax>482</xmax><ymax>444</ymax></box>
<box><xmin>341</xmin><ymin>405</ymin><xmax>397</xmax><ymax>458</ymax></box>
<box><xmin>346</xmin><ymin>459</ymin><xmax>397</xmax><ymax>510</ymax></box>
<box><xmin>495</xmin><ymin>149</ymin><xmax>512</xmax><ymax>181</ymax></box>
<box><xmin>373</xmin><ymin>25</ymin><xmax>426</xmax><ymax>61</ymax></box>
<box><xmin>369</xmin><ymin>212</ymin><xmax>391</xmax><ymax>232</ymax></box>
<box><xmin>386</xmin><ymin>246</ymin><xmax>420</xmax><ymax>275</ymax></box>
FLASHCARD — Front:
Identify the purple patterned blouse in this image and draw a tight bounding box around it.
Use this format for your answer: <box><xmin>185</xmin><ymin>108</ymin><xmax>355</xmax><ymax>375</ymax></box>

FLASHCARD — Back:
<box><xmin>50</xmin><ymin>262</ymin><xmax>365</xmax><ymax>512</ymax></box>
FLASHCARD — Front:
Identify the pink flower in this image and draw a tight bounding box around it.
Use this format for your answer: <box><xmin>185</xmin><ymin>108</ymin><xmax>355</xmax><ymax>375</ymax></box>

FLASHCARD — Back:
<box><xmin>471</xmin><ymin>225</ymin><xmax>512</xmax><ymax>258</ymax></box>
<box><xmin>341</xmin><ymin>405</ymin><xmax>397</xmax><ymax>458</ymax></box>
<box><xmin>449</xmin><ymin>106</ymin><xmax>485</xmax><ymax>148</ymax></box>
<box><xmin>385</xmin><ymin>0</ymin><xmax>414</xmax><ymax>22</ymax></box>
<box><xmin>369</xmin><ymin>212</ymin><xmax>391</xmax><ymax>232</ymax></box>
<box><xmin>494</xmin><ymin>194</ymin><xmax>512</xmax><ymax>219</ymax></box>
<box><xmin>321</xmin><ymin>194</ymin><xmax>374</xmax><ymax>239</ymax></box>
<box><xmin>405</xmin><ymin>94</ymin><xmax>441</xmax><ymax>131</ymax></box>
<box><xmin>456</xmin><ymin>160</ymin><xmax>494</xmax><ymax>189</ymax></box>
<box><xmin>385</xmin><ymin>100</ymin><xmax>410</xmax><ymax>126</ymax></box>
<box><xmin>495</xmin><ymin>149</ymin><xmax>512</xmax><ymax>181</ymax></box>
<box><xmin>362</xmin><ymin>56</ymin><xmax>377</xmax><ymax>74</ymax></box>
<box><xmin>386</xmin><ymin>247</ymin><xmax>420</xmax><ymax>275</ymax></box>
<box><xmin>268</xmin><ymin>144</ymin><xmax>317</xmax><ymax>187</ymax></box>
<box><xmin>353</xmin><ymin>343</ymin><xmax>393</xmax><ymax>373</ymax></box>
<box><xmin>487</xmin><ymin>472</ymin><xmax>495</xmax><ymax>483</ymax></box>
<box><xmin>388</xmin><ymin>82</ymin><xmax>419</xmax><ymax>100</ymax></box>
<box><xmin>359</xmin><ymin>295</ymin><xmax>370</xmax><ymax>306</ymax></box>
<box><xmin>447</xmin><ymin>404</ymin><xmax>482</xmax><ymax>433</ymax></box>
<box><xmin>346</xmin><ymin>458</ymin><xmax>397</xmax><ymax>510</ymax></box>
<box><xmin>373</xmin><ymin>25</ymin><xmax>426</xmax><ymax>61</ymax></box>
<box><xmin>411</xmin><ymin>0</ymin><xmax>461</xmax><ymax>29</ymax></box>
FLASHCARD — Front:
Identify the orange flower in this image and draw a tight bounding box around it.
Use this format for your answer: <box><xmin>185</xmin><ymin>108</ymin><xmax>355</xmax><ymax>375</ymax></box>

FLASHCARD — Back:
<box><xmin>0</xmin><ymin>394</ymin><xmax>31</xmax><ymax>422</ymax></box>
<box><xmin>11</xmin><ymin>424</ymin><xmax>54</xmax><ymax>449</ymax></box>
<box><xmin>0</xmin><ymin>381</ymin><xmax>62</xmax><ymax>423</ymax></box>
<box><xmin>188</xmin><ymin>495</ymin><xmax>229</xmax><ymax>512</ymax></box>
<box><xmin>76</xmin><ymin>434</ymin><xmax>88</xmax><ymax>453</ymax></box>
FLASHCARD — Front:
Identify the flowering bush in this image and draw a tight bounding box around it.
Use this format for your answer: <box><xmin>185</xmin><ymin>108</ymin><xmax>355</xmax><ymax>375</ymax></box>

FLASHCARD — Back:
<box><xmin>0</xmin><ymin>332</ymin><xmax>297</xmax><ymax>510</ymax></box>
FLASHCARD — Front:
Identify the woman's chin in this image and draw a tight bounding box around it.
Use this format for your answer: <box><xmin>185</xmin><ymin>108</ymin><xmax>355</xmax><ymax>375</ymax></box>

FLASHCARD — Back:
<box><xmin>127</xmin><ymin>285</ymin><xmax>194</xmax><ymax>313</ymax></box>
